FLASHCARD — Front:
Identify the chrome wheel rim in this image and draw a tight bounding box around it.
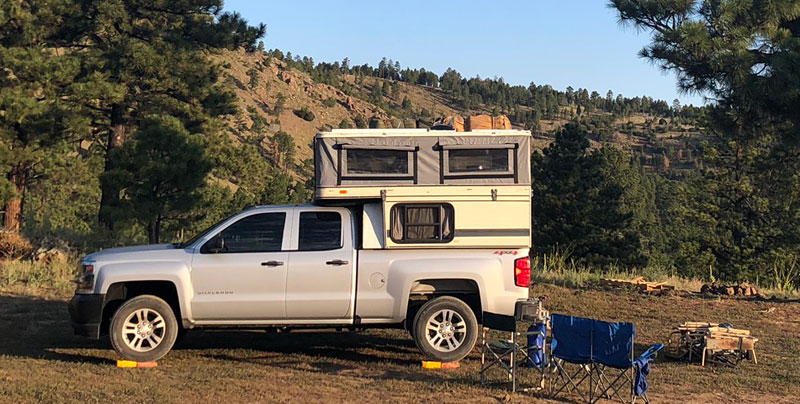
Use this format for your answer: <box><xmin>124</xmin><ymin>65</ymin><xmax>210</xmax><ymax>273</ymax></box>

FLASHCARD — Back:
<box><xmin>122</xmin><ymin>308</ymin><xmax>166</xmax><ymax>352</ymax></box>
<box><xmin>424</xmin><ymin>309</ymin><xmax>467</xmax><ymax>352</ymax></box>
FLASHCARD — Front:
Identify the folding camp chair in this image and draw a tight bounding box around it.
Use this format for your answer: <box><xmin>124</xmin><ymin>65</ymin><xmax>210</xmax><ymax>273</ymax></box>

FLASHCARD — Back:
<box><xmin>548</xmin><ymin>314</ymin><xmax>663</xmax><ymax>404</ymax></box>
<box><xmin>480</xmin><ymin>299</ymin><xmax>550</xmax><ymax>393</ymax></box>
<box><xmin>480</xmin><ymin>324</ymin><xmax>547</xmax><ymax>393</ymax></box>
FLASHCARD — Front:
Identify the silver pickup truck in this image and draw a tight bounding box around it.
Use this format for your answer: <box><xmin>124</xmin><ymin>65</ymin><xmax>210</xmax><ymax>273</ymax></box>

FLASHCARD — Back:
<box><xmin>69</xmin><ymin>203</ymin><xmax>531</xmax><ymax>362</ymax></box>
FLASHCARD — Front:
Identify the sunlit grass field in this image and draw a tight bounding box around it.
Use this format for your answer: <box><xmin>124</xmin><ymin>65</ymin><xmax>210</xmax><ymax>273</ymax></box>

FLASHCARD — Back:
<box><xmin>1</xmin><ymin>277</ymin><xmax>797</xmax><ymax>404</ymax></box>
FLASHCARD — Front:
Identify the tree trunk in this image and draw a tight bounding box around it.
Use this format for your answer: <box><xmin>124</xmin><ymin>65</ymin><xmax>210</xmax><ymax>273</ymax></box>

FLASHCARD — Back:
<box><xmin>147</xmin><ymin>217</ymin><xmax>161</xmax><ymax>244</ymax></box>
<box><xmin>3</xmin><ymin>168</ymin><xmax>26</xmax><ymax>232</ymax></box>
<box><xmin>147</xmin><ymin>222</ymin><xmax>156</xmax><ymax>244</ymax></box>
<box><xmin>98</xmin><ymin>104</ymin><xmax>128</xmax><ymax>230</ymax></box>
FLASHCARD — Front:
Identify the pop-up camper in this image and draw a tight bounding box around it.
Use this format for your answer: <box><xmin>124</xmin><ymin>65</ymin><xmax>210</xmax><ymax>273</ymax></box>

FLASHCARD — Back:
<box><xmin>314</xmin><ymin>128</ymin><xmax>532</xmax><ymax>249</ymax></box>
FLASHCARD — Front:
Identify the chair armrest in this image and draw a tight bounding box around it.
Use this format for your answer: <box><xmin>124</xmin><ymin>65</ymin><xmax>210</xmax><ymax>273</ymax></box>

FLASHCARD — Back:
<box><xmin>521</xmin><ymin>331</ymin><xmax>545</xmax><ymax>337</ymax></box>
<box><xmin>635</xmin><ymin>343</ymin><xmax>664</xmax><ymax>363</ymax></box>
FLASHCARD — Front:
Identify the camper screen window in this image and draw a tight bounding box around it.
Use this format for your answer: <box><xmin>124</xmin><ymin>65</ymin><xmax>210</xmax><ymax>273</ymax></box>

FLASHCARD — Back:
<box><xmin>447</xmin><ymin>148</ymin><xmax>510</xmax><ymax>173</ymax></box>
<box><xmin>345</xmin><ymin>149</ymin><xmax>409</xmax><ymax>175</ymax></box>
<box><xmin>390</xmin><ymin>204</ymin><xmax>454</xmax><ymax>243</ymax></box>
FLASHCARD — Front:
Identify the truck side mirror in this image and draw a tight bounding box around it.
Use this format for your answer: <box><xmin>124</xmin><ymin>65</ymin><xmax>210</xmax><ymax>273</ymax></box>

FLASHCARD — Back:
<box><xmin>202</xmin><ymin>235</ymin><xmax>226</xmax><ymax>254</ymax></box>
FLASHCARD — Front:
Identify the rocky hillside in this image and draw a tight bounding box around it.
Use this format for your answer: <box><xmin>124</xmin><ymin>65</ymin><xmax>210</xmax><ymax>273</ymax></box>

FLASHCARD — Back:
<box><xmin>217</xmin><ymin>49</ymin><xmax>706</xmax><ymax>175</ymax></box>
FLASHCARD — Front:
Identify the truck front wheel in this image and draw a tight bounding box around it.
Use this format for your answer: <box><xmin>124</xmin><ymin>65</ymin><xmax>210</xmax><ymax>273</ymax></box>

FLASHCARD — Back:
<box><xmin>412</xmin><ymin>296</ymin><xmax>478</xmax><ymax>362</ymax></box>
<box><xmin>109</xmin><ymin>295</ymin><xmax>178</xmax><ymax>362</ymax></box>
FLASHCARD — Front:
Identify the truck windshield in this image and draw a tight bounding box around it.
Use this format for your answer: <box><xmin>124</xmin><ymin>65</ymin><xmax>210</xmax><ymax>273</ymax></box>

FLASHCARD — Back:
<box><xmin>176</xmin><ymin>217</ymin><xmax>229</xmax><ymax>249</ymax></box>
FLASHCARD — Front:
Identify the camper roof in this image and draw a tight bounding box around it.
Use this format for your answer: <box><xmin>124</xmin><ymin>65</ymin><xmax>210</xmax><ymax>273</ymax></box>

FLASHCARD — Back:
<box><xmin>317</xmin><ymin>128</ymin><xmax>531</xmax><ymax>138</ymax></box>
<box><xmin>314</xmin><ymin>128</ymin><xmax>531</xmax><ymax>191</ymax></box>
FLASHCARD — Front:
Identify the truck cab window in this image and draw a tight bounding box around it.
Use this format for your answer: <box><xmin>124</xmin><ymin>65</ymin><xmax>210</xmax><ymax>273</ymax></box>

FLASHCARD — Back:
<box><xmin>202</xmin><ymin>212</ymin><xmax>286</xmax><ymax>253</ymax></box>
<box><xmin>298</xmin><ymin>211</ymin><xmax>342</xmax><ymax>251</ymax></box>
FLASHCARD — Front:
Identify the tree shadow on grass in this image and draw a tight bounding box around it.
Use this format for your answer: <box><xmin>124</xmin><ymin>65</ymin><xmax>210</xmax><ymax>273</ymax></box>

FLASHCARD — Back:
<box><xmin>2</xmin><ymin>294</ymin><xmax>682</xmax><ymax>396</ymax></box>
<box><xmin>0</xmin><ymin>294</ymin><xmax>112</xmax><ymax>364</ymax></box>
<box><xmin>201</xmin><ymin>351</ymin><xmax>481</xmax><ymax>388</ymax></box>
<box><xmin>0</xmin><ymin>294</ymin><xmax>425</xmax><ymax>369</ymax></box>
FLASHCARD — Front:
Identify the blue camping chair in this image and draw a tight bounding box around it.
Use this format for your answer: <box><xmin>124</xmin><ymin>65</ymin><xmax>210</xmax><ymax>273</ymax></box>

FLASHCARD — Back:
<box><xmin>548</xmin><ymin>314</ymin><xmax>663</xmax><ymax>404</ymax></box>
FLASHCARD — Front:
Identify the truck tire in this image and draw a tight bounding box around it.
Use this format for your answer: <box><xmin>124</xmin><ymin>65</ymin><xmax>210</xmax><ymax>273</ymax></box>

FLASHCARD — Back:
<box><xmin>412</xmin><ymin>296</ymin><xmax>478</xmax><ymax>362</ymax></box>
<box><xmin>109</xmin><ymin>295</ymin><xmax>178</xmax><ymax>362</ymax></box>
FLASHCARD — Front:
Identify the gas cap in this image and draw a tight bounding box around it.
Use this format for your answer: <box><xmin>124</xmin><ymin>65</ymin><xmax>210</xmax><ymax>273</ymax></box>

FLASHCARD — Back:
<box><xmin>369</xmin><ymin>272</ymin><xmax>386</xmax><ymax>289</ymax></box>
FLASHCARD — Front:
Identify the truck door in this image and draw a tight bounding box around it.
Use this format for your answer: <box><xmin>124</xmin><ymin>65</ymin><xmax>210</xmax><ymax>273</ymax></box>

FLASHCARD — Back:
<box><xmin>189</xmin><ymin>209</ymin><xmax>291</xmax><ymax>321</ymax></box>
<box><xmin>285</xmin><ymin>207</ymin><xmax>356</xmax><ymax>320</ymax></box>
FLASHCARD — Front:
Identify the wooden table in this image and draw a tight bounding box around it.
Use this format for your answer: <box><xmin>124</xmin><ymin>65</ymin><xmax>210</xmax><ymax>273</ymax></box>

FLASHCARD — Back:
<box><xmin>666</xmin><ymin>322</ymin><xmax>758</xmax><ymax>367</ymax></box>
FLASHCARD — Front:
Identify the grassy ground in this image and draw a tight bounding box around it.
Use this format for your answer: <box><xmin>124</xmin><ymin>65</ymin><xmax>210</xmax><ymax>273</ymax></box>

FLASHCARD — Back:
<box><xmin>1</xmin><ymin>283</ymin><xmax>798</xmax><ymax>404</ymax></box>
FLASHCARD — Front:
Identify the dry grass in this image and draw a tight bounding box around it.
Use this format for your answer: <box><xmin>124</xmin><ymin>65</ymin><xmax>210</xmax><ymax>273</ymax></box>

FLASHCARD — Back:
<box><xmin>1</xmin><ymin>281</ymin><xmax>798</xmax><ymax>404</ymax></box>
<box><xmin>531</xmin><ymin>248</ymin><xmax>799</xmax><ymax>299</ymax></box>
<box><xmin>532</xmin><ymin>284</ymin><xmax>800</xmax><ymax>403</ymax></box>
<box><xmin>0</xmin><ymin>258</ymin><xmax>75</xmax><ymax>296</ymax></box>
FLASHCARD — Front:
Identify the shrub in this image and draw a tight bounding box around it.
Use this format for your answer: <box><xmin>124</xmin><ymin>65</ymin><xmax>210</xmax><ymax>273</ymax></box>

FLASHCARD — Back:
<box><xmin>293</xmin><ymin>107</ymin><xmax>315</xmax><ymax>121</ymax></box>
<box><xmin>0</xmin><ymin>231</ymin><xmax>34</xmax><ymax>260</ymax></box>
<box><xmin>248</xmin><ymin>107</ymin><xmax>269</xmax><ymax>133</ymax></box>
<box><xmin>247</xmin><ymin>67</ymin><xmax>259</xmax><ymax>90</ymax></box>
<box><xmin>323</xmin><ymin>97</ymin><xmax>336</xmax><ymax>108</ymax></box>
<box><xmin>354</xmin><ymin>115</ymin><xmax>367</xmax><ymax>128</ymax></box>
<box><xmin>274</xmin><ymin>93</ymin><xmax>286</xmax><ymax>115</ymax></box>
<box><xmin>0</xmin><ymin>256</ymin><xmax>75</xmax><ymax>293</ymax></box>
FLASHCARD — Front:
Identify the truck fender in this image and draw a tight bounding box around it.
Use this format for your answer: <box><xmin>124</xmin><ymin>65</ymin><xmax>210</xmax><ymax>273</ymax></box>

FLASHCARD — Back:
<box><xmin>94</xmin><ymin>261</ymin><xmax>193</xmax><ymax>321</ymax></box>
<box><xmin>386</xmin><ymin>257</ymin><xmax>495</xmax><ymax>321</ymax></box>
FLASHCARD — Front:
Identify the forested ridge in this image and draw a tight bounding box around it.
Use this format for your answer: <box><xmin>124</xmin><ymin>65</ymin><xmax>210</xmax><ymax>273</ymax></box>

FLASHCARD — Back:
<box><xmin>1</xmin><ymin>0</ymin><xmax>799</xmax><ymax>292</ymax></box>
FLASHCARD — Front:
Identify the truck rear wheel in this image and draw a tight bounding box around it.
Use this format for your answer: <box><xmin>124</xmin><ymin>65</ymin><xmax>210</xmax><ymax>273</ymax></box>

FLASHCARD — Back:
<box><xmin>109</xmin><ymin>295</ymin><xmax>178</xmax><ymax>362</ymax></box>
<box><xmin>412</xmin><ymin>296</ymin><xmax>478</xmax><ymax>362</ymax></box>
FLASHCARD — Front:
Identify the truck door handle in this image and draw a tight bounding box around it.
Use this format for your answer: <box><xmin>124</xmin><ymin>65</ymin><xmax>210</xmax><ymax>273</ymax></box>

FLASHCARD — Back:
<box><xmin>261</xmin><ymin>260</ymin><xmax>284</xmax><ymax>267</ymax></box>
<box><xmin>326</xmin><ymin>259</ymin><xmax>349</xmax><ymax>266</ymax></box>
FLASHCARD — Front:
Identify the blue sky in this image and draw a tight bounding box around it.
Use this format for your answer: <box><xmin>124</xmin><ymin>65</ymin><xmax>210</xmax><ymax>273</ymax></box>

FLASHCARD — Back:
<box><xmin>223</xmin><ymin>1</ymin><xmax>704</xmax><ymax>106</ymax></box>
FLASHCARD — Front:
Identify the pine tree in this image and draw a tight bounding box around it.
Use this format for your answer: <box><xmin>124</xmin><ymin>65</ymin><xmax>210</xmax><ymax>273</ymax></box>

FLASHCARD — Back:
<box><xmin>611</xmin><ymin>0</ymin><xmax>800</xmax><ymax>281</ymax></box>
<box><xmin>532</xmin><ymin>122</ymin><xmax>642</xmax><ymax>266</ymax></box>
<box><xmin>0</xmin><ymin>0</ymin><xmax>89</xmax><ymax>231</ymax></box>
<box><xmin>57</xmin><ymin>1</ymin><xmax>265</xmax><ymax>231</ymax></box>
<box><xmin>401</xmin><ymin>97</ymin><xmax>412</xmax><ymax>111</ymax></box>
<box><xmin>271</xmin><ymin>131</ymin><xmax>295</xmax><ymax>168</ymax></box>
<box><xmin>341</xmin><ymin>57</ymin><xmax>350</xmax><ymax>80</ymax></box>
<box><xmin>101</xmin><ymin>116</ymin><xmax>213</xmax><ymax>244</ymax></box>
<box><xmin>371</xmin><ymin>81</ymin><xmax>383</xmax><ymax>103</ymax></box>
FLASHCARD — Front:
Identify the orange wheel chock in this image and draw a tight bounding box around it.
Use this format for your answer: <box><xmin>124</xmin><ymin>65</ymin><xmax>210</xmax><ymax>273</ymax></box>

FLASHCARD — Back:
<box><xmin>421</xmin><ymin>361</ymin><xmax>459</xmax><ymax>369</ymax></box>
<box><xmin>116</xmin><ymin>360</ymin><xmax>158</xmax><ymax>368</ymax></box>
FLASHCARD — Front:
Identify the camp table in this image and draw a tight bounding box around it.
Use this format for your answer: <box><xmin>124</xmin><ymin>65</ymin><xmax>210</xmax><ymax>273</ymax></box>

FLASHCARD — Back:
<box><xmin>666</xmin><ymin>322</ymin><xmax>757</xmax><ymax>367</ymax></box>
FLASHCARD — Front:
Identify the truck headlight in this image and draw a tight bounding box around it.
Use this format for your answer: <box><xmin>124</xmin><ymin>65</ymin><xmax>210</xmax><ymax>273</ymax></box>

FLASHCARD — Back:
<box><xmin>73</xmin><ymin>260</ymin><xmax>95</xmax><ymax>291</ymax></box>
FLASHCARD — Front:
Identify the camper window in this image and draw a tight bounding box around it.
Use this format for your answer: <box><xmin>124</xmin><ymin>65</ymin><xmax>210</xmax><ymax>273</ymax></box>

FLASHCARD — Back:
<box><xmin>340</xmin><ymin>145</ymin><xmax>416</xmax><ymax>180</ymax></box>
<box><xmin>390</xmin><ymin>203</ymin><xmax>454</xmax><ymax>243</ymax></box>
<box><xmin>442</xmin><ymin>144</ymin><xmax>515</xmax><ymax>179</ymax></box>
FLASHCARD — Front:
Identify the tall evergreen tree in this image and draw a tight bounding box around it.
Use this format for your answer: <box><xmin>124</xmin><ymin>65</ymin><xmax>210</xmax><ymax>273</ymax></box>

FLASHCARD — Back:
<box><xmin>532</xmin><ymin>122</ymin><xmax>642</xmax><ymax>266</ymax></box>
<box><xmin>0</xmin><ymin>0</ymin><xmax>89</xmax><ymax>231</ymax></box>
<box><xmin>101</xmin><ymin>116</ymin><xmax>212</xmax><ymax>244</ymax></box>
<box><xmin>56</xmin><ymin>0</ymin><xmax>265</xmax><ymax>230</ymax></box>
<box><xmin>611</xmin><ymin>0</ymin><xmax>800</xmax><ymax>281</ymax></box>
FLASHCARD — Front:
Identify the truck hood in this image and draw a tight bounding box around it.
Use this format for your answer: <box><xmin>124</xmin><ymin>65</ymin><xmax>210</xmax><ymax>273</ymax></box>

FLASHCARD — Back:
<box><xmin>84</xmin><ymin>243</ymin><xmax>181</xmax><ymax>262</ymax></box>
